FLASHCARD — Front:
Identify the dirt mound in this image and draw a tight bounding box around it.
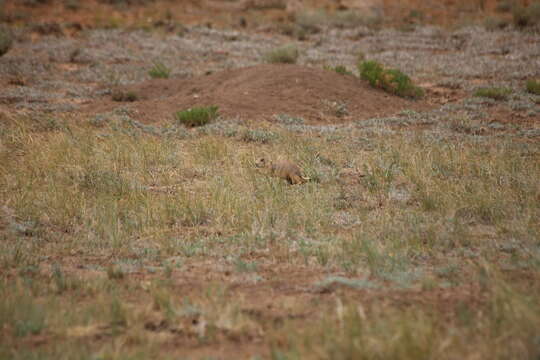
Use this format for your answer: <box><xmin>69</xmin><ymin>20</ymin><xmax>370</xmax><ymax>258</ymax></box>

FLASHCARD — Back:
<box><xmin>96</xmin><ymin>64</ymin><xmax>429</xmax><ymax>124</ymax></box>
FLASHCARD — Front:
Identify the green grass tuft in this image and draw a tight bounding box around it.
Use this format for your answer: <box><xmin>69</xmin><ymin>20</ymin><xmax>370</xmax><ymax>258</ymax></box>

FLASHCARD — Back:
<box><xmin>526</xmin><ymin>79</ymin><xmax>540</xmax><ymax>95</ymax></box>
<box><xmin>473</xmin><ymin>87</ymin><xmax>512</xmax><ymax>101</ymax></box>
<box><xmin>324</xmin><ymin>65</ymin><xmax>354</xmax><ymax>76</ymax></box>
<box><xmin>148</xmin><ymin>61</ymin><xmax>171</xmax><ymax>79</ymax></box>
<box><xmin>358</xmin><ymin>60</ymin><xmax>423</xmax><ymax>99</ymax></box>
<box><xmin>174</xmin><ymin>106</ymin><xmax>219</xmax><ymax>127</ymax></box>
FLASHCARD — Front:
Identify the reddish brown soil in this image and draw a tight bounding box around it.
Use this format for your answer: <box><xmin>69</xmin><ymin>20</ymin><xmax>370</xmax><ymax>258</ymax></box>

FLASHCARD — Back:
<box><xmin>94</xmin><ymin>64</ymin><xmax>430</xmax><ymax>124</ymax></box>
<box><xmin>3</xmin><ymin>0</ymin><xmax>532</xmax><ymax>31</ymax></box>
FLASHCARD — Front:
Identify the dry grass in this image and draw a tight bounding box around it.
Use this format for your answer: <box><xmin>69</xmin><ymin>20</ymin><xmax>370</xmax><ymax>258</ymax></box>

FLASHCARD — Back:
<box><xmin>0</xmin><ymin>108</ymin><xmax>539</xmax><ymax>358</ymax></box>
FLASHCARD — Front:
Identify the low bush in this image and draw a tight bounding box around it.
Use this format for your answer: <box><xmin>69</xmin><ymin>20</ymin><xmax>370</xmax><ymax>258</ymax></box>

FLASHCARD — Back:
<box><xmin>174</xmin><ymin>106</ymin><xmax>219</xmax><ymax>127</ymax></box>
<box><xmin>358</xmin><ymin>60</ymin><xmax>423</xmax><ymax>99</ymax></box>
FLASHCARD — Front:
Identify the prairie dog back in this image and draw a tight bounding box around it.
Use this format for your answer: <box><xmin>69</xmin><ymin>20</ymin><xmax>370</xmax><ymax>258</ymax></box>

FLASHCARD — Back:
<box><xmin>255</xmin><ymin>157</ymin><xmax>309</xmax><ymax>185</ymax></box>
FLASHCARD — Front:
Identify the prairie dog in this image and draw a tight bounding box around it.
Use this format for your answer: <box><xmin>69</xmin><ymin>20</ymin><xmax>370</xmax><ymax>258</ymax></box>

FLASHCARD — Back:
<box><xmin>255</xmin><ymin>157</ymin><xmax>310</xmax><ymax>185</ymax></box>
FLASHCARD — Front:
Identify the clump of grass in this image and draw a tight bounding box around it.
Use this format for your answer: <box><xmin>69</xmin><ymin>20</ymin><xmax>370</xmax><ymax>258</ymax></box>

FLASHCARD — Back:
<box><xmin>278</xmin><ymin>23</ymin><xmax>308</xmax><ymax>40</ymax></box>
<box><xmin>240</xmin><ymin>128</ymin><xmax>278</xmax><ymax>144</ymax></box>
<box><xmin>358</xmin><ymin>60</ymin><xmax>423</xmax><ymax>99</ymax></box>
<box><xmin>0</xmin><ymin>26</ymin><xmax>13</xmax><ymax>57</ymax></box>
<box><xmin>64</xmin><ymin>0</ymin><xmax>80</xmax><ymax>10</ymax></box>
<box><xmin>495</xmin><ymin>0</ymin><xmax>513</xmax><ymax>13</ymax></box>
<box><xmin>263</xmin><ymin>44</ymin><xmax>299</xmax><ymax>64</ymax></box>
<box><xmin>512</xmin><ymin>2</ymin><xmax>540</xmax><ymax>28</ymax></box>
<box><xmin>111</xmin><ymin>90</ymin><xmax>138</xmax><ymax>102</ymax></box>
<box><xmin>174</xmin><ymin>106</ymin><xmax>219</xmax><ymax>127</ymax></box>
<box><xmin>473</xmin><ymin>87</ymin><xmax>512</xmax><ymax>101</ymax></box>
<box><xmin>330</xmin><ymin>10</ymin><xmax>366</xmax><ymax>28</ymax></box>
<box><xmin>148</xmin><ymin>61</ymin><xmax>171</xmax><ymax>79</ymax></box>
<box><xmin>484</xmin><ymin>16</ymin><xmax>509</xmax><ymax>31</ymax></box>
<box><xmin>526</xmin><ymin>79</ymin><xmax>540</xmax><ymax>95</ymax></box>
<box><xmin>324</xmin><ymin>65</ymin><xmax>354</xmax><ymax>76</ymax></box>
<box><xmin>295</xmin><ymin>9</ymin><xmax>326</xmax><ymax>33</ymax></box>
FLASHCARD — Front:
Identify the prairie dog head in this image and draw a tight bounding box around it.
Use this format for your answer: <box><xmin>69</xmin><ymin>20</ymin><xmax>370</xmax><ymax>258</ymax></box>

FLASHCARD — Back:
<box><xmin>255</xmin><ymin>157</ymin><xmax>269</xmax><ymax>168</ymax></box>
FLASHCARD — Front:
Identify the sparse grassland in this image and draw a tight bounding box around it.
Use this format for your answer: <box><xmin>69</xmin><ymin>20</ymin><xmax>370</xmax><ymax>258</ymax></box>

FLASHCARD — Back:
<box><xmin>174</xmin><ymin>105</ymin><xmax>219</xmax><ymax>127</ymax></box>
<box><xmin>358</xmin><ymin>60</ymin><xmax>424</xmax><ymax>99</ymax></box>
<box><xmin>263</xmin><ymin>44</ymin><xmax>299</xmax><ymax>64</ymax></box>
<box><xmin>1</xmin><ymin>7</ymin><xmax>540</xmax><ymax>359</ymax></box>
<box><xmin>0</xmin><ymin>108</ymin><xmax>539</xmax><ymax>358</ymax></box>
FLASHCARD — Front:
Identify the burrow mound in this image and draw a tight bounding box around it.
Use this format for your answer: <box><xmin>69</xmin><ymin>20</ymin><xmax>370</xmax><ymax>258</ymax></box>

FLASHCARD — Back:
<box><xmin>95</xmin><ymin>64</ymin><xmax>430</xmax><ymax>124</ymax></box>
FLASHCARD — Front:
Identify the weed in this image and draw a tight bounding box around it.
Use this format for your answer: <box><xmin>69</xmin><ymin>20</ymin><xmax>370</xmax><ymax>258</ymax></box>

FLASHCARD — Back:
<box><xmin>0</xmin><ymin>26</ymin><xmax>12</xmax><ymax>57</ymax></box>
<box><xmin>323</xmin><ymin>99</ymin><xmax>349</xmax><ymax>117</ymax></box>
<box><xmin>273</xmin><ymin>114</ymin><xmax>305</xmax><ymax>125</ymax></box>
<box><xmin>240</xmin><ymin>129</ymin><xmax>278</xmax><ymax>144</ymax></box>
<box><xmin>109</xmin><ymin>297</ymin><xmax>127</xmax><ymax>333</ymax></box>
<box><xmin>64</xmin><ymin>0</ymin><xmax>80</xmax><ymax>10</ymax></box>
<box><xmin>106</xmin><ymin>264</ymin><xmax>125</xmax><ymax>279</ymax></box>
<box><xmin>484</xmin><ymin>16</ymin><xmax>509</xmax><ymax>30</ymax></box>
<box><xmin>473</xmin><ymin>87</ymin><xmax>512</xmax><ymax>101</ymax></box>
<box><xmin>526</xmin><ymin>79</ymin><xmax>540</xmax><ymax>95</ymax></box>
<box><xmin>174</xmin><ymin>106</ymin><xmax>219</xmax><ymax>127</ymax></box>
<box><xmin>0</xmin><ymin>285</ymin><xmax>46</xmax><ymax>337</ymax></box>
<box><xmin>295</xmin><ymin>10</ymin><xmax>326</xmax><ymax>33</ymax></box>
<box><xmin>148</xmin><ymin>61</ymin><xmax>171</xmax><ymax>79</ymax></box>
<box><xmin>111</xmin><ymin>90</ymin><xmax>138</xmax><ymax>102</ymax></box>
<box><xmin>512</xmin><ymin>2</ymin><xmax>540</xmax><ymax>28</ymax></box>
<box><xmin>358</xmin><ymin>60</ymin><xmax>423</xmax><ymax>99</ymax></box>
<box><xmin>495</xmin><ymin>0</ymin><xmax>513</xmax><ymax>13</ymax></box>
<box><xmin>233</xmin><ymin>258</ymin><xmax>258</xmax><ymax>273</ymax></box>
<box><xmin>278</xmin><ymin>23</ymin><xmax>307</xmax><ymax>40</ymax></box>
<box><xmin>263</xmin><ymin>44</ymin><xmax>299</xmax><ymax>64</ymax></box>
<box><xmin>324</xmin><ymin>65</ymin><xmax>353</xmax><ymax>76</ymax></box>
<box><xmin>330</xmin><ymin>10</ymin><xmax>366</xmax><ymax>28</ymax></box>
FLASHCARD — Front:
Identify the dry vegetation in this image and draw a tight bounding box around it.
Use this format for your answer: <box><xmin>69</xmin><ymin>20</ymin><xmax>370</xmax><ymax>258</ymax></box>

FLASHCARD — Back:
<box><xmin>0</xmin><ymin>0</ymin><xmax>540</xmax><ymax>359</ymax></box>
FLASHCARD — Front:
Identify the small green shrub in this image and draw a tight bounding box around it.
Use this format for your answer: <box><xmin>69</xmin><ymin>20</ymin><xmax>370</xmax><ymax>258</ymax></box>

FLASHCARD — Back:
<box><xmin>148</xmin><ymin>61</ymin><xmax>171</xmax><ymax>79</ymax></box>
<box><xmin>473</xmin><ymin>87</ymin><xmax>512</xmax><ymax>101</ymax></box>
<box><xmin>358</xmin><ymin>60</ymin><xmax>423</xmax><ymax>99</ymax></box>
<box><xmin>526</xmin><ymin>79</ymin><xmax>540</xmax><ymax>95</ymax></box>
<box><xmin>174</xmin><ymin>106</ymin><xmax>219</xmax><ymax>127</ymax></box>
<box><xmin>324</xmin><ymin>65</ymin><xmax>354</xmax><ymax>76</ymax></box>
<box><xmin>0</xmin><ymin>27</ymin><xmax>13</xmax><ymax>57</ymax></box>
<box><xmin>111</xmin><ymin>90</ymin><xmax>138</xmax><ymax>102</ymax></box>
<box><xmin>263</xmin><ymin>44</ymin><xmax>299</xmax><ymax>64</ymax></box>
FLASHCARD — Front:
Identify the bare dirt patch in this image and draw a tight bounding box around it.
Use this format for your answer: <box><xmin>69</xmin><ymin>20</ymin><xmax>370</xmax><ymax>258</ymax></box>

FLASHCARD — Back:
<box><xmin>92</xmin><ymin>64</ymin><xmax>430</xmax><ymax>124</ymax></box>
